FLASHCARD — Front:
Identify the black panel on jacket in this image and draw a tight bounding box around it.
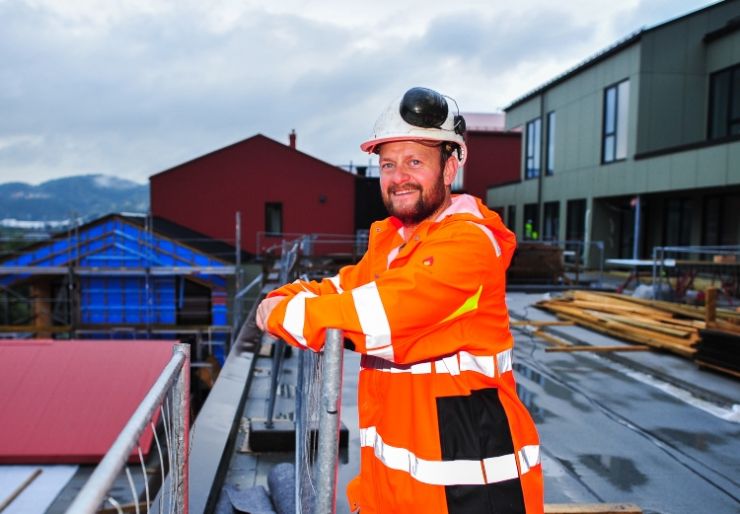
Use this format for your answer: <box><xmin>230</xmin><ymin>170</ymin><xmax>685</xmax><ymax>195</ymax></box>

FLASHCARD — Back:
<box><xmin>436</xmin><ymin>388</ymin><xmax>526</xmax><ymax>514</ymax></box>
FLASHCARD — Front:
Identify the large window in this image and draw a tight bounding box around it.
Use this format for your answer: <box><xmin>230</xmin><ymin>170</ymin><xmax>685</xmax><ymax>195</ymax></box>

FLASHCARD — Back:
<box><xmin>523</xmin><ymin>203</ymin><xmax>539</xmax><ymax>240</ymax></box>
<box><xmin>702</xmin><ymin>194</ymin><xmax>739</xmax><ymax>246</ymax></box>
<box><xmin>566</xmin><ymin>199</ymin><xmax>586</xmax><ymax>242</ymax></box>
<box><xmin>545</xmin><ymin>111</ymin><xmax>556</xmax><ymax>175</ymax></box>
<box><xmin>525</xmin><ymin>118</ymin><xmax>541</xmax><ymax>179</ymax></box>
<box><xmin>663</xmin><ymin>198</ymin><xmax>692</xmax><ymax>247</ymax></box>
<box><xmin>708</xmin><ymin>63</ymin><xmax>740</xmax><ymax>139</ymax></box>
<box><xmin>602</xmin><ymin>80</ymin><xmax>629</xmax><ymax>163</ymax></box>
<box><xmin>265</xmin><ymin>202</ymin><xmax>283</xmax><ymax>235</ymax></box>
<box><xmin>566</xmin><ymin>199</ymin><xmax>587</xmax><ymax>263</ymax></box>
<box><xmin>543</xmin><ymin>201</ymin><xmax>560</xmax><ymax>241</ymax></box>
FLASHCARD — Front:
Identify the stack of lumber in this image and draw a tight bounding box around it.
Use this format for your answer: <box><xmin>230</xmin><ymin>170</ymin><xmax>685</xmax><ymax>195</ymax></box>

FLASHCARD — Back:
<box><xmin>695</xmin><ymin>329</ymin><xmax>740</xmax><ymax>378</ymax></box>
<box><xmin>536</xmin><ymin>291</ymin><xmax>710</xmax><ymax>358</ymax></box>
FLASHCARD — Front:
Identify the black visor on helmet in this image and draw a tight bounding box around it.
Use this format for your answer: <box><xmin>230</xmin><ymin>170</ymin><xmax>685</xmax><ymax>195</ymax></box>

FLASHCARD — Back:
<box><xmin>399</xmin><ymin>87</ymin><xmax>466</xmax><ymax>136</ymax></box>
<box><xmin>400</xmin><ymin>87</ymin><xmax>449</xmax><ymax>129</ymax></box>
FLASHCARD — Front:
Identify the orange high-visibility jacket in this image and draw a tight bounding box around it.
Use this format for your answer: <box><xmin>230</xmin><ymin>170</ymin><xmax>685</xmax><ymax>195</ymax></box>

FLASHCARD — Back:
<box><xmin>266</xmin><ymin>194</ymin><xmax>544</xmax><ymax>513</ymax></box>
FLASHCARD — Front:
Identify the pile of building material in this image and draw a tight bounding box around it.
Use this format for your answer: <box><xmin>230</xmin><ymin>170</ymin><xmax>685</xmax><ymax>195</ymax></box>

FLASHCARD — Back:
<box><xmin>508</xmin><ymin>242</ymin><xmax>564</xmax><ymax>284</ymax></box>
<box><xmin>535</xmin><ymin>291</ymin><xmax>740</xmax><ymax>364</ymax></box>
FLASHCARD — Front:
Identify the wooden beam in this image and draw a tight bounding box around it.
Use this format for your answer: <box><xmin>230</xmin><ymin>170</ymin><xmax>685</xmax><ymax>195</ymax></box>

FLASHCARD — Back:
<box><xmin>545</xmin><ymin>504</ymin><xmax>642</xmax><ymax>513</ymax></box>
<box><xmin>695</xmin><ymin>360</ymin><xmax>740</xmax><ymax>379</ymax></box>
<box><xmin>705</xmin><ymin>287</ymin><xmax>717</xmax><ymax>324</ymax></box>
<box><xmin>546</xmin><ymin>345</ymin><xmax>651</xmax><ymax>353</ymax></box>
<box><xmin>533</xmin><ymin>329</ymin><xmax>572</xmax><ymax>347</ymax></box>
<box><xmin>511</xmin><ymin>320</ymin><xmax>575</xmax><ymax>327</ymax></box>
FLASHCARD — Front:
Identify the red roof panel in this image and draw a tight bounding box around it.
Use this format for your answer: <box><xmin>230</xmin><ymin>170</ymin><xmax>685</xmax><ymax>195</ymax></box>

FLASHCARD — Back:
<box><xmin>0</xmin><ymin>340</ymin><xmax>178</xmax><ymax>464</ymax></box>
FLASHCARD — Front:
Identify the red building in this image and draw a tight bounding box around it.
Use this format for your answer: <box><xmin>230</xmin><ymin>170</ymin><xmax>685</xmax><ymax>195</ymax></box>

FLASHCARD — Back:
<box><xmin>150</xmin><ymin>134</ymin><xmax>358</xmax><ymax>256</ymax></box>
<box><xmin>457</xmin><ymin>113</ymin><xmax>522</xmax><ymax>201</ymax></box>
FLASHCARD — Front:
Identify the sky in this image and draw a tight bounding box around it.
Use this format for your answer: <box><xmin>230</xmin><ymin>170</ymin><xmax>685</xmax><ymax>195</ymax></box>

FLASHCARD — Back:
<box><xmin>0</xmin><ymin>0</ymin><xmax>721</xmax><ymax>185</ymax></box>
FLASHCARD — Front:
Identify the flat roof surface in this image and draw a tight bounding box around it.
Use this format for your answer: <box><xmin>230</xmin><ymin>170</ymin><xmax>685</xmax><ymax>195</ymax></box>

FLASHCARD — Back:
<box><xmin>0</xmin><ymin>339</ymin><xmax>176</xmax><ymax>464</ymax></box>
<box><xmin>219</xmin><ymin>290</ymin><xmax>740</xmax><ymax>514</ymax></box>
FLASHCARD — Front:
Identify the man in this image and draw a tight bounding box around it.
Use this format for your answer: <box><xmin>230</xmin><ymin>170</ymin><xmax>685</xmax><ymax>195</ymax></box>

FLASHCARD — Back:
<box><xmin>257</xmin><ymin>87</ymin><xmax>544</xmax><ymax>513</ymax></box>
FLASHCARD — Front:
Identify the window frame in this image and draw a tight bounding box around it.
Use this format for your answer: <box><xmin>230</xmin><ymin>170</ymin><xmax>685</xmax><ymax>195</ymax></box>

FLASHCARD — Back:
<box><xmin>265</xmin><ymin>202</ymin><xmax>283</xmax><ymax>235</ymax></box>
<box><xmin>602</xmin><ymin>79</ymin><xmax>630</xmax><ymax>164</ymax></box>
<box><xmin>525</xmin><ymin>117</ymin><xmax>541</xmax><ymax>179</ymax></box>
<box><xmin>708</xmin><ymin>63</ymin><xmax>740</xmax><ymax>140</ymax></box>
<box><xmin>545</xmin><ymin>111</ymin><xmax>556</xmax><ymax>175</ymax></box>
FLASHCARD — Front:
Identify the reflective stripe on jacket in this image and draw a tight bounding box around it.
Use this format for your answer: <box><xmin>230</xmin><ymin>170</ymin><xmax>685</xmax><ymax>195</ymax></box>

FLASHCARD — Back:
<box><xmin>266</xmin><ymin>194</ymin><xmax>544</xmax><ymax>513</ymax></box>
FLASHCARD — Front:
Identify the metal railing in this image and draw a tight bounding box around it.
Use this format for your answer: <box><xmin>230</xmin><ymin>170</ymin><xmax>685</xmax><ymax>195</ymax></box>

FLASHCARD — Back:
<box><xmin>256</xmin><ymin>232</ymin><xmax>368</xmax><ymax>260</ymax></box>
<box><xmin>66</xmin><ymin>343</ymin><xmax>190</xmax><ymax>514</ymax></box>
<box><xmin>312</xmin><ymin>328</ymin><xmax>344</xmax><ymax>514</ymax></box>
<box><xmin>652</xmin><ymin>245</ymin><xmax>740</xmax><ymax>300</ymax></box>
<box><xmin>261</xmin><ymin>236</ymin><xmax>346</xmax><ymax>513</ymax></box>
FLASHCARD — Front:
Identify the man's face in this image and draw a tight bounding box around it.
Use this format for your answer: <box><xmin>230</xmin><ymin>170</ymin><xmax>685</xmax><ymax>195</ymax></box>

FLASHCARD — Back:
<box><xmin>378</xmin><ymin>140</ymin><xmax>454</xmax><ymax>226</ymax></box>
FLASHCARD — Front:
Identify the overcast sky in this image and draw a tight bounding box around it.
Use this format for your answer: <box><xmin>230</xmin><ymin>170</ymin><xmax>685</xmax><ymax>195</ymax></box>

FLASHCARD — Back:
<box><xmin>0</xmin><ymin>0</ymin><xmax>720</xmax><ymax>185</ymax></box>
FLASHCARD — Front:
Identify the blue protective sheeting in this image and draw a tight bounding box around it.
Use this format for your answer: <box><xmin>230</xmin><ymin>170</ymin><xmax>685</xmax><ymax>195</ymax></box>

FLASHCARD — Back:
<box><xmin>1</xmin><ymin>216</ymin><xmax>232</xmax><ymax>359</ymax></box>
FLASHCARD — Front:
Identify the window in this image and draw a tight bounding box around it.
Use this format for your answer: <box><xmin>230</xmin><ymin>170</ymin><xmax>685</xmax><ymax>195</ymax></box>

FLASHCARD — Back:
<box><xmin>525</xmin><ymin>118</ymin><xmax>541</xmax><ymax>179</ymax></box>
<box><xmin>543</xmin><ymin>201</ymin><xmax>559</xmax><ymax>241</ymax></box>
<box><xmin>566</xmin><ymin>199</ymin><xmax>586</xmax><ymax>263</ymax></box>
<box><xmin>566</xmin><ymin>199</ymin><xmax>586</xmax><ymax>241</ymax></box>
<box><xmin>708</xmin><ymin>63</ymin><xmax>740</xmax><ymax>139</ymax></box>
<box><xmin>663</xmin><ymin>198</ymin><xmax>692</xmax><ymax>247</ymax></box>
<box><xmin>702</xmin><ymin>194</ymin><xmax>739</xmax><ymax>246</ymax></box>
<box><xmin>523</xmin><ymin>203</ymin><xmax>539</xmax><ymax>240</ymax></box>
<box><xmin>545</xmin><ymin>111</ymin><xmax>556</xmax><ymax>175</ymax></box>
<box><xmin>507</xmin><ymin>205</ymin><xmax>516</xmax><ymax>232</ymax></box>
<box><xmin>602</xmin><ymin>80</ymin><xmax>629</xmax><ymax>163</ymax></box>
<box><xmin>265</xmin><ymin>202</ymin><xmax>283</xmax><ymax>234</ymax></box>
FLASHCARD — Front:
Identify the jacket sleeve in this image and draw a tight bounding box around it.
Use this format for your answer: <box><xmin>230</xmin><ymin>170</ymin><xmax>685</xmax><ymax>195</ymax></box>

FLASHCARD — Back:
<box><xmin>266</xmin><ymin>222</ymin><xmax>503</xmax><ymax>362</ymax></box>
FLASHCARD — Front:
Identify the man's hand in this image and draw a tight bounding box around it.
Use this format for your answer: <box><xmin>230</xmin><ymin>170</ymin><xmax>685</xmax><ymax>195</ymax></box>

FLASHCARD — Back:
<box><xmin>256</xmin><ymin>296</ymin><xmax>285</xmax><ymax>331</ymax></box>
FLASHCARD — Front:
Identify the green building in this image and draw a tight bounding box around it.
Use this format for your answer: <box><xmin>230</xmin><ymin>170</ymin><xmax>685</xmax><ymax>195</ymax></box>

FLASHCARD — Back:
<box><xmin>488</xmin><ymin>0</ymin><xmax>740</xmax><ymax>262</ymax></box>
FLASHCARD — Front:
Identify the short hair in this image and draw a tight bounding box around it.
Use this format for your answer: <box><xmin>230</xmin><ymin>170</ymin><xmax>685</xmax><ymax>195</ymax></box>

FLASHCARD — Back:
<box><xmin>439</xmin><ymin>142</ymin><xmax>458</xmax><ymax>171</ymax></box>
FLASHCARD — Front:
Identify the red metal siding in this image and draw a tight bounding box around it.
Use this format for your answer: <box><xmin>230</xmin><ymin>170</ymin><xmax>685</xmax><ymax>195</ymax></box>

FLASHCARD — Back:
<box><xmin>150</xmin><ymin>135</ymin><xmax>356</xmax><ymax>255</ymax></box>
<box><xmin>463</xmin><ymin>131</ymin><xmax>522</xmax><ymax>201</ymax></box>
<box><xmin>0</xmin><ymin>340</ymin><xmax>175</xmax><ymax>464</ymax></box>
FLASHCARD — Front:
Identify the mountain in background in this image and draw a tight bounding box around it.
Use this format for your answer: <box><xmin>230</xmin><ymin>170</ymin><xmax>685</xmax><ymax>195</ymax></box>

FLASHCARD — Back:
<box><xmin>0</xmin><ymin>174</ymin><xmax>149</xmax><ymax>221</ymax></box>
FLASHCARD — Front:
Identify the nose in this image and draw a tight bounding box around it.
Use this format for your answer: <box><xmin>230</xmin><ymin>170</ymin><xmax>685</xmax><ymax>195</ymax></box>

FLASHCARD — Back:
<box><xmin>388</xmin><ymin>165</ymin><xmax>411</xmax><ymax>184</ymax></box>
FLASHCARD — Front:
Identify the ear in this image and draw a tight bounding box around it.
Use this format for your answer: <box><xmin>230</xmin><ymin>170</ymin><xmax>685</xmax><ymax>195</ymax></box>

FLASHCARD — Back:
<box><xmin>442</xmin><ymin>155</ymin><xmax>459</xmax><ymax>187</ymax></box>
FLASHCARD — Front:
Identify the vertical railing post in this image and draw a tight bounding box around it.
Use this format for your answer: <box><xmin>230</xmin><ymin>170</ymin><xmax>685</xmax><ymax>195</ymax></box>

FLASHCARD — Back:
<box><xmin>314</xmin><ymin>328</ymin><xmax>344</xmax><ymax>514</ymax></box>
<box><xmin>172</xmin><ymin>343</ymin><xmax>190</xmax><ymax>513</ymax></box>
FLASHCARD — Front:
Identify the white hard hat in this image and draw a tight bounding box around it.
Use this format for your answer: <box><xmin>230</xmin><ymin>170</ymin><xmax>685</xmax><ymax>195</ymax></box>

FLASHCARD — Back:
<box><xmin>360</xmin><ymin>87</ymin><xmax>468</xmax><ymax>165</ymax></box>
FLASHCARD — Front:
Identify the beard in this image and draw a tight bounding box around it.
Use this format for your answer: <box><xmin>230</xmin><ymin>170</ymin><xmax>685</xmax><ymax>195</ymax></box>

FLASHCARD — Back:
<box><xmin>382</xmin><ymin>171</ymin><xmax>447</xmax><ymax>226</ymax></box>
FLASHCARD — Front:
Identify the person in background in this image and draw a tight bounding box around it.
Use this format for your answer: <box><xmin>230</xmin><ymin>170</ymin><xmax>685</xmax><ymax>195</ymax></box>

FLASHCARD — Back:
<box><xmin>257</xmin><ymin>87</ymin><xmax>544</xmax><ymax>513</ymax></box>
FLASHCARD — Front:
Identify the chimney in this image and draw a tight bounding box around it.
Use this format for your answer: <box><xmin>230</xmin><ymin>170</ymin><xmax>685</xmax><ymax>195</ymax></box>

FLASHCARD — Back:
<box><xmin>289</xmin><ymin>129</ymin><xmax>296</xmax><ymax>149</ymax></box>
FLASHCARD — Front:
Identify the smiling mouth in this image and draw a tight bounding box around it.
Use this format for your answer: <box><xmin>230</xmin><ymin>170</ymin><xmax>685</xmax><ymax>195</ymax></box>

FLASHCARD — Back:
<box><xmin>390</xmin><ymin>186</ymin><xmax>421</xmax><ymax>197</ymax></box>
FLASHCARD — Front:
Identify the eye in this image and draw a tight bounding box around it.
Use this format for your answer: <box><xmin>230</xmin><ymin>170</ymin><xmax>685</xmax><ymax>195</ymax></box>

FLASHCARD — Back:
<box><xmin>409</xmin><ymin>159</ymin><xmax>422</xmax><ymax>167</ymax></box>
<box><xmin>381</xmin><ymin>162</ymin><xmax>395</xmax><ymax>170</ymax></box>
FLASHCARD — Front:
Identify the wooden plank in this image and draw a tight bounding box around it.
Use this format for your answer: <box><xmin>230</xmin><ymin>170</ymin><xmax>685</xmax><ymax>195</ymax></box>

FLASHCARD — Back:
<box><xmin>550</xmin><ymin>311</ymin><xmax>697</xmax><ymax>358</ymax></box>
<box><xmin>705</xmin><ymin>287</ymin><xmax>717</xmax><ymax>324</ymax></box>
<box><xmin>532</xmin><ymin>329</ymin><xmax>572</xmax><ymax>346</ymax></box>
<box><xmin>511</xmin><ymin>320</ymin><xmax>575</xmax><ymax>327</ymax></box>
<box><xmin>695</xmin><ymin>360</ymin><xmax>740</xmax><ymax>379</ymax></box>
<box><xmin>546</xmin><ymin>345</ymin><xmax>651</xmax><ymax>353</ymax></box>
<box><xmin>597</xmin><ymin>313</ymin><xmax>694</xmax><ymax>338</ymax></box>
<box><xmin>545</xmin><ymin>504</ymin><xmax>642</xmax><ymax>514</ymax></box>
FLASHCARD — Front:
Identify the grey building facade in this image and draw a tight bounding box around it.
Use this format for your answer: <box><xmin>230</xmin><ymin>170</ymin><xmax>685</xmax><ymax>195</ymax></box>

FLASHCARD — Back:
<box><xmin>488</xmin><ymin>0</ymin><xmax>740</xmax><ymax>261</ymax></box>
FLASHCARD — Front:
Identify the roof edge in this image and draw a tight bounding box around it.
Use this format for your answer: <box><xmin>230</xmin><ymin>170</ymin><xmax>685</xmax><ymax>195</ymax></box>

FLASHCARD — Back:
<box><xmin>505</xmin><ymin>0</ymin><xmax>729</xmax><ymax>111</ymax></box>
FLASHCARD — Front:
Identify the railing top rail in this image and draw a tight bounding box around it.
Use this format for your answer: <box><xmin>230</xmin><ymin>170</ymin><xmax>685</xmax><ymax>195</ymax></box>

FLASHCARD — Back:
<box><xmin>65</xmin><ymin>344</ymin><xmax>189</xmax><ymax>513</ymax></box>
